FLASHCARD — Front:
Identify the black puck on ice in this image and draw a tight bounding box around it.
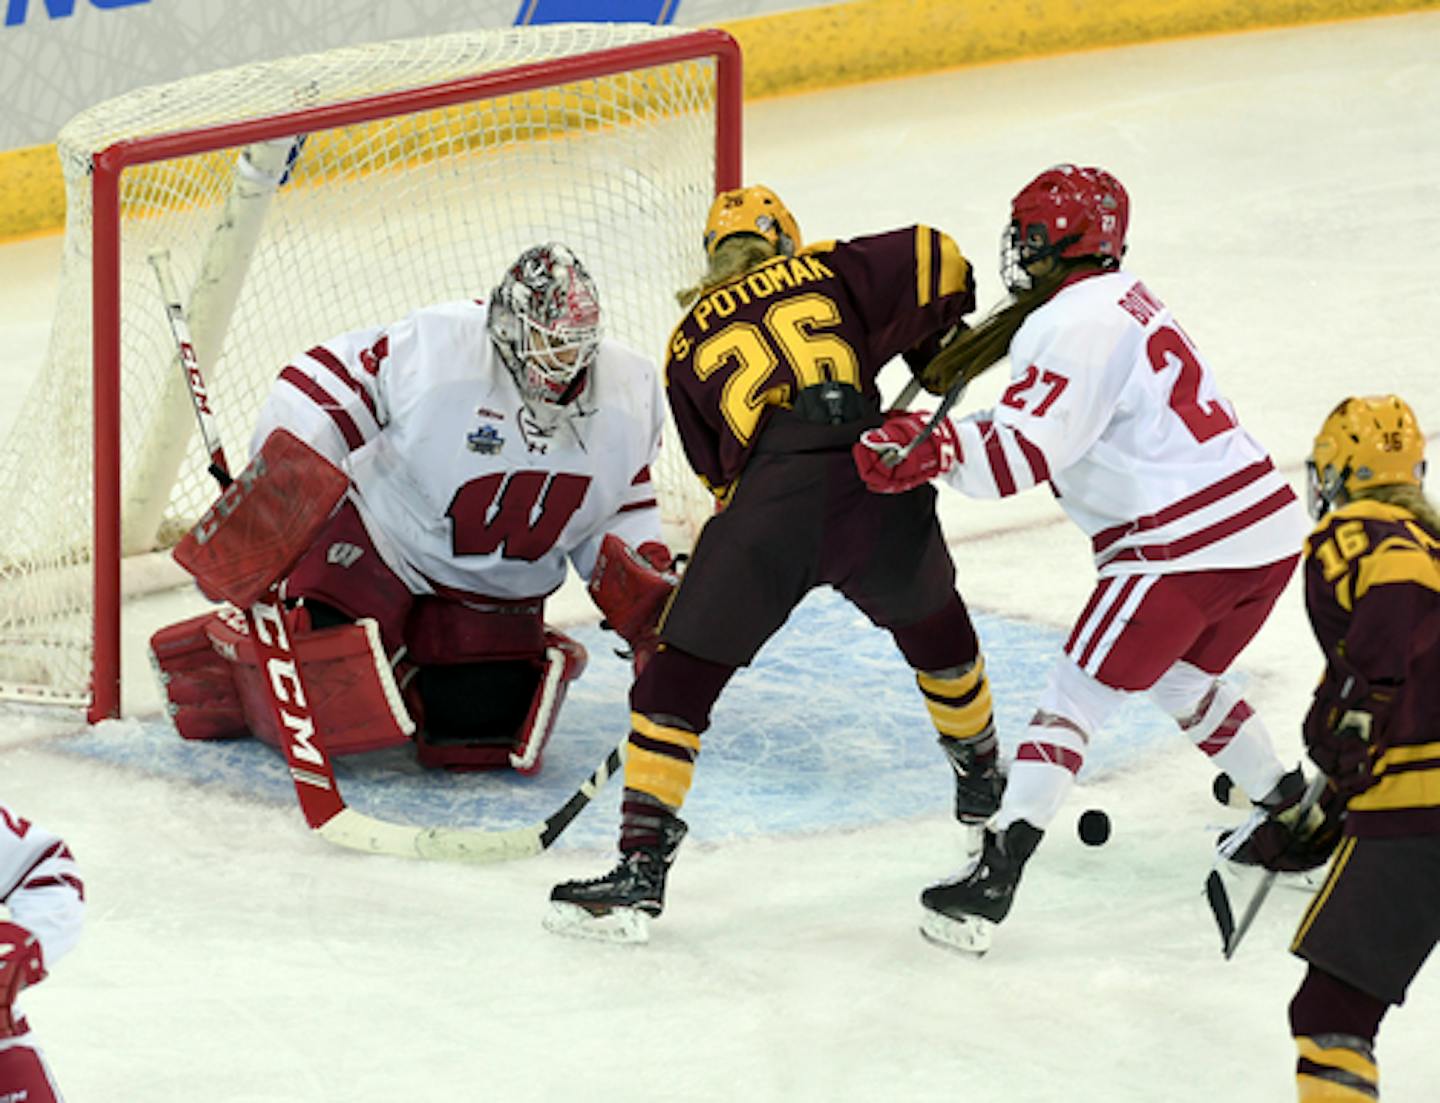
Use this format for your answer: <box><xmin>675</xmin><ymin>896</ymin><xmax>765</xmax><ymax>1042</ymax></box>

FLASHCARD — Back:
<box><xmin>1077</xmin><ymin>808</ymin><xmax>1111</xmax><ymax>847</ymax></box>
<box><xmin>1213</xmin><ymin>772</ymin><xmax>1236</xmax><ymax>807</ymax></box>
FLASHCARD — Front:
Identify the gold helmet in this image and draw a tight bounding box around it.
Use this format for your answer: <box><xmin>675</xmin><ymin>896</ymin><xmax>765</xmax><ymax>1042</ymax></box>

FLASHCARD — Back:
<box><xmin>1307</xmin><ymin>394</ymin><xmax>1427</xmax><ymax>519</ymax></box>
<box><xmin>703</xmin><ymin>185</ymin><xmax>801</xmax><ymax>258</ymax></box>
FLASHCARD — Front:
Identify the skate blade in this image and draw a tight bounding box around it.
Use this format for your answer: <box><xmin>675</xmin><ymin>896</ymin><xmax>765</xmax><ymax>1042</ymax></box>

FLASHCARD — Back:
<box><xmin>919</xmin><ymin>908</ymin><xmax>993</xmax><ymax>956</ymax></box>
<box><xmin>542</xmin><ymin>901</ymin><xmax>651</xmax><ymax>945</ymax></box>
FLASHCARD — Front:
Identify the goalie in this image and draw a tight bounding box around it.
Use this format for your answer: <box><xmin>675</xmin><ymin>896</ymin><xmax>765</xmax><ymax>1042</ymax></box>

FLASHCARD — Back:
<box><xmin>151</xmin><ymin>243</ymin><xmax>677</xmax><ymax>774</ymax></box>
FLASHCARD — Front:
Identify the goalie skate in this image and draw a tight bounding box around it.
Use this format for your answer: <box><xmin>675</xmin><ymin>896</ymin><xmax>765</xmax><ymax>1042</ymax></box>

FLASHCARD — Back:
<box><xmin>542</xmin><ymin>901</ymin><xmax>652</xmax><ymax>945</ymax></box>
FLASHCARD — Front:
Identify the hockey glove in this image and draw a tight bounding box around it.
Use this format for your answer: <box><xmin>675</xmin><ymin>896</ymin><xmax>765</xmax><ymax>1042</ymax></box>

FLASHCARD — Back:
<box><xmin>852</xmin><ymin>411</ymin><xmax>960</xmax><ymax>495</ymax></box>
<box><xmin>1303</xmin><ymin>672</ymin><xmax>1395</xmax><ymax>803</ymax></box>
<box><xmin>0</xmin><ymin>921</ymin><xmax>45</xmax><ymax>1039</ymax></box>
<box><xmin>1225</xmin><ymin>769</ymin><xmax>1342</xmax><ymax>873</ymax></box>
<box><xmin>588</xmin><ymin>535</ymin><xmax>679</xmax><ymax>675</ymax></box>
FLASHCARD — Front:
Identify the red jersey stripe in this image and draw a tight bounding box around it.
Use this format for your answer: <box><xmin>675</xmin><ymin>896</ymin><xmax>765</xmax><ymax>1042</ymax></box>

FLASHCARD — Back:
<box><xmin>1092</xmin><ymin>458</ymin><xmax>1277</xmax><ymax>554</ymax></box>
<box><xmin>279</xmin><ymin>366</ymin><xmax>365</xmax><ymax>451</ymax></box>
<box><xmin>1098</xmin><ymin>486</ymin><xmax>1295</xmax><ymax>567</ymax></box>
<box><xmin>307</xmin><ymin>345</ymin><xmax>379</xmax><ymax>420</ymax></box>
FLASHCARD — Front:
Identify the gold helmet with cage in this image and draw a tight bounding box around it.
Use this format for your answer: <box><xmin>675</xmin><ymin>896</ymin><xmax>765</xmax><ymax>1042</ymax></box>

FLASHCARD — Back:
<box><xmin>1307</xmin><ymin>394</ymin><xmax>1427</xmax><ymax>519</ymax></box>
<box><xmin>702</xmin><ymin>185</ymin><xmax>801</xmax><ymax>258</ymax></box>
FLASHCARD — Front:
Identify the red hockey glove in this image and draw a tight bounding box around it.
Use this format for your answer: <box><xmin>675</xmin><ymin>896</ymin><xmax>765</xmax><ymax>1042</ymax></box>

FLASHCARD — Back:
<box><xmin>0</xmin><ymin>921</ymin><xmax>46</xmax><ymax>1039</ymax></box>
<box><xmin>588</xmin><ymin>534</ymin><xmax>679</xmax><ymax>675</ymax></box>
<box><xmin>852</xmin><ymin>410</ymin><xmax>961</xmax><ymax>494</ymax></box>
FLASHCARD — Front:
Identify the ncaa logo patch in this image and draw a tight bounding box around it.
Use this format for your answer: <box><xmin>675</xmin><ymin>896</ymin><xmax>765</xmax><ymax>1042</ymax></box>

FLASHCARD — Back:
<box><xmin>467</xmin><ymin>424</ymin><xmax>505</xmax><ymax>454</ymax></box>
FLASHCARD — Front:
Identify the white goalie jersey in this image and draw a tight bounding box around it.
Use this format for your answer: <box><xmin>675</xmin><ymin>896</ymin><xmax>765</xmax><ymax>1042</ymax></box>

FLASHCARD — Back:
<box><xmin>938</xmin><ymin>272</ymin><xmax>1307</xmax><ymax>577</ymax></box>
<box><xmin>251</xmin><ymin>299</ymin><xmax>666</xmax><ymax>601</ymax></box>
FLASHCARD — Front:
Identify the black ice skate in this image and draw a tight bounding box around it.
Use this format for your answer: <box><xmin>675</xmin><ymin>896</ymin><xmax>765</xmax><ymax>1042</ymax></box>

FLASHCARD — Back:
<box><xmin>939</xmin><ymin>733</ymin><xmax>1005</xmax><ymax>826</ymax></box>
<box><xmin>543</xmin><ymin>814</ymin><xmax>688</xmax><ymax>944</ymax></box>
<box><xmin>919</xmin><ymin>819</ymin><xmax>1043</xmax><ymax>955</ymax></box>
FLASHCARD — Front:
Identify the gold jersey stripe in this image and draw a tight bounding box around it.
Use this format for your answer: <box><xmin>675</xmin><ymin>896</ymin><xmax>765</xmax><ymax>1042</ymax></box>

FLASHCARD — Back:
<box><xmin>1355</xmin><ymin>539</ymin><xmax>1440</xmax><ymax>600</ymax></box>
<box><xmin>1291</xmin><ymin>837</ymin><xmax>1356</xmax><ymax>950</ymax></box>
<box><xmin>915</xmin><ymin>225</ymin><xmax>933</xmax><ymax>307</ymax></box>
<box><xmin>1348</xmin><ymin>761</ymin><xmax>1440</xmax><ymax>812</ymax></box>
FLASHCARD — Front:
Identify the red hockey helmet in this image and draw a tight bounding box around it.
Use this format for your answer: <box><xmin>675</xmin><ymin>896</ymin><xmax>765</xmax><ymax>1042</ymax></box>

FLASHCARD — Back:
<box><xmin>1002</xmin><ymin>164</ymin><xmax>1129</xmax><ymax>291</ymax></box>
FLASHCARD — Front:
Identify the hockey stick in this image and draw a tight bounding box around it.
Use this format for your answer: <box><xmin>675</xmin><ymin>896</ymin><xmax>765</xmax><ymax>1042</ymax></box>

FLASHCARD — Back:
<box><xmin>1205</xmin><ymin>772</ymin><xmax>1327</xmax><ymax>958</ymax></box>
<box><xmin>149</xmin><ymin>249</ymin><xmax>625</xmax><ymax>861</ymax></box>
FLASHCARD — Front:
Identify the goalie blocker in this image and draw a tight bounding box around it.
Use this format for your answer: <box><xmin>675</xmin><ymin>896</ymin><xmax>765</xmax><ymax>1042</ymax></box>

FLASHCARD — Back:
<box><xmin>155</xmin><ymin>429</ymin><xmax>591</xmax><ymax>773</ymax></box>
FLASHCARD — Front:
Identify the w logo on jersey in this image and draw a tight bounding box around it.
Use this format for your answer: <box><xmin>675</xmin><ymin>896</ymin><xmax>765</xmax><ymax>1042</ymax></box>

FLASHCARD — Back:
<box><xmin>326</xmin><ymin>541</ymin><xmax>365</xmax><ymax>568</ymax></box>
<box><xmin>447</xmin><ymin>471</ymin><xmax>590</xmax><ymax>561</ymax></box>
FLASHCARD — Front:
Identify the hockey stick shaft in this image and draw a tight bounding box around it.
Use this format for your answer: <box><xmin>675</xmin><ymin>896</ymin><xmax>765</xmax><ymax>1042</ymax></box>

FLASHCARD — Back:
<box><xmin>151</xmin><ymin>251</ymin><xmax>623</xmax><ymax>859</ymax></box>
<box><xmin>1223</xmin><ymin>772</ymin><xmax>1328</xmax><ymax>959</ymax></box>
<box><xmin>149</xmin><ymin>250</ymin><xmax>233</xmax><ymax>488</ymax></box>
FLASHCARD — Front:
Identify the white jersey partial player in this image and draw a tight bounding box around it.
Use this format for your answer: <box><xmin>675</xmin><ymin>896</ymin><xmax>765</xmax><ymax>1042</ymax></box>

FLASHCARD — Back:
<box><xmin>856</xmin><ymin>165</ymin><xmax>1311</xmax><ymax>955</ymax></box>
<box><xmin>152</xmin><ymin>243</ymin><xmax>679</xmax><ymax>774</ymax></box>
<box><xmin>1</xmin><ymin>802</ymin><xmax>84</xmax><ymax>1102</ymax></box>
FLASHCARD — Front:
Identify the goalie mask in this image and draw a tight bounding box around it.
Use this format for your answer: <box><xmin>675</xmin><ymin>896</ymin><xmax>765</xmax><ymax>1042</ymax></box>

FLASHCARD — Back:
<box><xmin>703</xmin><ymin>185</ymin><xmax>801</xmax><ymax>258</ymax></box>
<box><xmin>1002</xmin><ymin>164</ymin><xmax>1129</xmax><ymax>292</ymax></box>
<box><xmin>488</xmin><ymin>243</ymin><xmax>602</xmax><ymax>425</ymax></box>
<box><xmin>1306</xmin><ymin>394</ymin><xmax>1426</xmax><ymax>520</ymax></box>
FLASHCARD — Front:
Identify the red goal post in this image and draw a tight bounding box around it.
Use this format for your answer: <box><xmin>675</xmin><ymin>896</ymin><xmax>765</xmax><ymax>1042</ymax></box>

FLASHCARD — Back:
<box><xmin>0</xmin><ymin>26</ymin><xmax>740</xmax><ymax>720</ymax></box>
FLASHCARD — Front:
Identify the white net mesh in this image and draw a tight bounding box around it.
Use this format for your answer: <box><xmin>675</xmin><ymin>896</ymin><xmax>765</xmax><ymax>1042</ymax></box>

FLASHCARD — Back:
<box><xmin>0</xmin><ymin>24</ymin><xmax>725</xmax><ymax>706</ymax></box>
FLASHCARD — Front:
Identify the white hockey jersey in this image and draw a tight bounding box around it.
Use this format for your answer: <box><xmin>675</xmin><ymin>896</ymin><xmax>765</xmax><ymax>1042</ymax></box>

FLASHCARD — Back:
<box><xmin>939</xmin><ymin>272</ymin><xmax>1307</xmax><ymax>577</ymax></box>
<box><xmin>1</xmin><ymin>803</ymin><xmax>84</xmax><ymax>1007</ymax></box>
<box><xmin>251</xmin><ymin>300</ymin><xmax>666</xmax><ymax>601</ymax></box>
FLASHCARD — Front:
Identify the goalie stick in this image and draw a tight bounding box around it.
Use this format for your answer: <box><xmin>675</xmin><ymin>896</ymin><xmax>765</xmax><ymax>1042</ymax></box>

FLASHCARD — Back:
<box><xmin>149</xmin><ymin>249</ymin><xmax>624</xmax><ymax>862</ymax></box>
<box><xmin>1204</xmin><ymin>771</ymin><xmax>1327</xmax><ymax>959</ymax></box>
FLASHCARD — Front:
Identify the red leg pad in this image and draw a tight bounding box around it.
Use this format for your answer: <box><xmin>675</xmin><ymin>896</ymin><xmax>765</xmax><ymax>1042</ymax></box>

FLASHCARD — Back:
<box><xmin>414</xmin><ymin>628</ymin><xmax>587</xmax><ymax>773</ymax></box>
<box><xmin>149</xmin><ymin>611</ymin><xmax>250</xmax><ymax>742</ymax></box>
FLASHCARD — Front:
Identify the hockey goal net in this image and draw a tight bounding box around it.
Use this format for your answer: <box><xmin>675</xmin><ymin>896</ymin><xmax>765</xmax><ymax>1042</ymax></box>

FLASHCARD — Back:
<box><xmin>0</xmin><ymin>24</ymin><xmax>740</xmax><ymax>718</ymax></box>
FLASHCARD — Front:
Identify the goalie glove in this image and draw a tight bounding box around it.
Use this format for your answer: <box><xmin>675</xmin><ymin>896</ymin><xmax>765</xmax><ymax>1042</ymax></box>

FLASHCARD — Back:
<box><xmin>852</xmin><ymin>410</ymin><xmax>961</xmax><ymax>494</ymax></box>
<box><xmin>587</xmin><ymin>535</ymin><xmax>678</xmax><ymax>674</ymax></box>
<box><xmin>0</xmin><ymin>921</ymin><xmax>45</xmax><ymax>1039</ymax></box>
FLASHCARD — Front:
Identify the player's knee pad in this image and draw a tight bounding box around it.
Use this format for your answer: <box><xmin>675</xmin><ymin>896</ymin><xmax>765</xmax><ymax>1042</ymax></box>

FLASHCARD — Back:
<box><xmin>1149</xmin><ymin>661</ymin><xmax>1284</xmax><ymax>801</ymax></box>
<box><xmin>412</xmin><ymin>628</ymin><xmax>587</xmax><ymax>775</ymax></box>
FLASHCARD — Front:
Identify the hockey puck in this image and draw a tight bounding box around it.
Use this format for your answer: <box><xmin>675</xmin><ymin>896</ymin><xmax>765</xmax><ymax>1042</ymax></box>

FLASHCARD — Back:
<box><xmin>1212</xmin><ymin>772</ymin><xmax>1235</xmax><ymax>807</ymax></box>
<box><xmin>1077</xmin><ymin>809</ymin><xmax>1111</xmax><ymax>847</ymax></box>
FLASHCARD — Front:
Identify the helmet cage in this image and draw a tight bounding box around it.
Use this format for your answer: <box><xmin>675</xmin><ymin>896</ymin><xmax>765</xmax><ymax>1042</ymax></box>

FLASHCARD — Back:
<box><xmin>488</xmin><ymin>244</ymin><xmax>601</xmax><ymax>422</ymax></box>
<box><xmin>1002</xmin><ymin>164</ymin><xmax>1128</xmax><ymax>293</ymax></box>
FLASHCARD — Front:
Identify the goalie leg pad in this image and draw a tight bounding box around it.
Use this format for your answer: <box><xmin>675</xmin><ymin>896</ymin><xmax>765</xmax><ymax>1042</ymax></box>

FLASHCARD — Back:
<box><xmin>206</xmin><ymin>609</ymin><xmax>415</xmax><ymax>756</ymax></box>
<box><xmin>172</xmin><ymin>429</ymin><xmax>349</xmax><ymax>608</ymax></box>
<box><xmin>149</xmin><ymin>611</ymin><xmax>250</xmax><ymax>743</ymax></box>
<box><xmin>413</xmin><ymin>628</ymin><xmax>587</xmax><ymax>773</ymax></box>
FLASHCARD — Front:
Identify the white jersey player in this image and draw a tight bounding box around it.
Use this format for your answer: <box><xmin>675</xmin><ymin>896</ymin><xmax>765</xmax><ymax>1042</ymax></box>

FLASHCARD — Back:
<box><xmin>1</xmin><ymin>802</ymin><xmax>84</xmax><ymax>1102</ymax></box>
<box><xmin>856</xmin><ymin>165</ymin><xmax>1311</xmax><ymax>954</ymax></box>
<box><xmin>152</xmin><ymin>243</ymin><xmax>679</xmax><ymax>774</ymax></box>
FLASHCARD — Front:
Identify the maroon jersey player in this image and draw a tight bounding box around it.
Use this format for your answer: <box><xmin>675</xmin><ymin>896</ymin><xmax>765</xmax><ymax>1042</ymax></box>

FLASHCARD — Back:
<box><xmin>1283</xmin><ymin>395</ymin><xmax>1440</xmax><ymax>1102</ymax></box>
<box><xmin>546</xmin><ymin>185</ymin><xmax>1003</xmax><ymax>943</ymax></box>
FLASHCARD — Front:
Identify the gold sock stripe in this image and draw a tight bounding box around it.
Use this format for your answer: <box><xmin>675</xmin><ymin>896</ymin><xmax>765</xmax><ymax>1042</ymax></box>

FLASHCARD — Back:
<box><xmin>624</xmin><ymin>712</ymin><xmax>701</xmax><ymax>809</ymax></box>
<box><xmin>1296</xmin><ymin>1036</ymin><xmax>1378</xmax><ymax>1083</ymax></box>
<box><xmin>917</xmin><ymin>663</ymin><xmax>993</xmax><ymax>740</ymax></box>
